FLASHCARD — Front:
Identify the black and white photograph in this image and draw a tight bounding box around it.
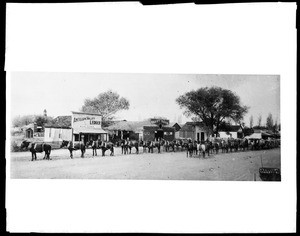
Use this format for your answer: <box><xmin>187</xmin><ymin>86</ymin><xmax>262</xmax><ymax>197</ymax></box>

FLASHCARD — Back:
<box><xmin>5</xmin><ymin>2</ymin><xmax>296</xmax><ymax>233</ymax></box>
<box><xmin>9</xmin><ymin>72</ymin><xmax>281</xmax><ymax>181</ymax></box>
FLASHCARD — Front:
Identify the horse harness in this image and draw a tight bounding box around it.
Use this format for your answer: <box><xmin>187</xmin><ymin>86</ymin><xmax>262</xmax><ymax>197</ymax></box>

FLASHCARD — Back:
<box><xmin>33</xmin><ymin>142</ymin><xmax>45</xmax><ymax>152</ymax></box>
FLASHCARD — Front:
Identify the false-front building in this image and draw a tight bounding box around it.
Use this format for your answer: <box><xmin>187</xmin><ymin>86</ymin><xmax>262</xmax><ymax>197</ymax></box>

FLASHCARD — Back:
<box><xmin>44</xmin><ymin>112</ymin><xmax>109</xmax><ymax>144</ymax></box>
<box><xmin>106</xmin><ymin>117</ymin><xmax>175</xmax><ymax>142</ymax></box>
<box><xmin>71</xmin><ymin>111</ymin><xmax>108</xmax><ymax>143</ymax></box>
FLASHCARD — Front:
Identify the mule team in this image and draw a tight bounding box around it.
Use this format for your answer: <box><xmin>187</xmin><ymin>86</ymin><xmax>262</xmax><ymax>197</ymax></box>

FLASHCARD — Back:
<box><xmin>20</xmin><ymin>137</ymin><xmax>280</xmax><ymax>161</ymax></box>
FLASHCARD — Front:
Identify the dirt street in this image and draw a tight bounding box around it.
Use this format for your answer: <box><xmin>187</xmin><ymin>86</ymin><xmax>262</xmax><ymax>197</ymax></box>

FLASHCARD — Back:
<box><xmin>9</xmin><ymin>147</ymin><xmax>280</xmax><ymax>180</ymax></box>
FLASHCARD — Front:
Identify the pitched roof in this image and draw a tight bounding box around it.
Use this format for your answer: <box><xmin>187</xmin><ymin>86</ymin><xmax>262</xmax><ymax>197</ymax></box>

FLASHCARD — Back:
<box><xmin>179</xmin><ymin>121</ymin><xmax>205</xmax><ymax>132</ymax></box>
<box><xmin>50</xmin><ymin>116</ymin><xmax>72</xmax><ymax>128</ymax></box>
<box><xmin>106</xmin><ymin>119</ymin><xmax>174</xmax><ymax>132</ymax></box>
<box><xmin>44</xmin><ymin>125</ymin><xmax>71</xmax><ymax>129</ymax></box>
<box><xmin>169</xmin><ymin>122</ymin><xmax>182</xmax><ymax>131</ymax></box>
<box><xmin>219</xmin><ymin>125</ymin><xmax>242</xmax><ymax>132</ymax></box>
<box><xmin>185</xmin><ymin>121</ymin><xmax>204</xmax><ymax>126</ymax></box>
<box><xmin>22</xmin><ymin>123</ymin><xmax>36</xmax><ymax>130</ymax></box>
<box><xmin>106</xmin><ymin>120</ymin><xmax>135</xmax><ymax>131</ymax></box>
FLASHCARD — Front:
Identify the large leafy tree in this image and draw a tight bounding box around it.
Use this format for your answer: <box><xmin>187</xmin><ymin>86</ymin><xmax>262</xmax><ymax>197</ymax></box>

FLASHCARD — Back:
<box><xmin>176</xmin><ymin>86</ymin><xmax>248</xmax><ymax>136</ymax></box>
<box><xmin>12</xmin><ymin>115</ymin><xmax>35</xmax><ymax>127</ymax></box>
<box><xmin>34</xmin><ymin>115</ymin><xmax>53</xmax><ymax>127</ymax></box>
<box><xmin>81</xmin><ymin>90</ymin><xmax>130</xmax><ymax>126</ymax></box>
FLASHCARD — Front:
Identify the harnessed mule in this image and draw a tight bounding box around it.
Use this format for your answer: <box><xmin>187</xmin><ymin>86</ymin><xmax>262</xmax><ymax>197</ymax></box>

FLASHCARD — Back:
<box><xmin>132</xmin><ymin>140</ymin><xmax>140</xmax><ymax>154</ymax></box>
<box><xmin>99</xmin><ymin>141</ymin><xmax>114</xmax><ymax>156</ymax></box>
<box><xmin>60</xmin><ymin>140</ymin><xmax>85</xmax><ymax>158</ymax></box>
<box><xmin>184</xmin><ymin>142</ymin><xmax>193</xmax><ymax>157</ymax></box>
<box><xmin>88</xmin><ymin>140</ymin><xmax>99</xmax><ymax>156</ymax></box>
<box><xmin>20</xmin><ymin>140</ymin><xmax>52</xmax><ymax>161</ymax></box>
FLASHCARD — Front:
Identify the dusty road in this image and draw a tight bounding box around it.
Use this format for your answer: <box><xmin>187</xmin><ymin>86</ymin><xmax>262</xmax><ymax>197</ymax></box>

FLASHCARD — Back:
<box><xmin>9</xmin><ymin>147</ymin><xmax>280</xmax><ymax>180</ymax></box>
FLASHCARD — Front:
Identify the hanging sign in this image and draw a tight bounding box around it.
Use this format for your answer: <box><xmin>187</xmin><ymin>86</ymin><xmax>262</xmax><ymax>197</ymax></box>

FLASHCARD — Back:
<box><xmin>150</xmin><ymin>118</ymin><xmax>169</xmax><ymax>126</ymax></box>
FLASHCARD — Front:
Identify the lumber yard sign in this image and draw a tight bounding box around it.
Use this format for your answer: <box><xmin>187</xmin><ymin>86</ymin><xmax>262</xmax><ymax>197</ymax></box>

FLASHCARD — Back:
<box><xmin>72</xmin><ymin>112</ymin><xmax>102</xmax><ymax>129</ymax></box>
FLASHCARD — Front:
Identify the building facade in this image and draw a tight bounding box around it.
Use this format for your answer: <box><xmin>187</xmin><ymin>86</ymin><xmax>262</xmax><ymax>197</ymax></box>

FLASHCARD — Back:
<box><xmin>71</xmin><ymin>111</ymin><xmax>108</xmax><ymax>143</ymax></box>
<box><xmin>106</xmin><ymin>118</ymin><xmax>176</xmax><ymax>142</ymax></box>
<box><xmin>143</xmin><ymin>126</ymin><xmax>175</xmax><ymax>142</ymax></box>
<box><xmin>218</xmin><ymin>125</ymin><xmax>243</xmax><ymax>139</ymax></box>
<box><xmin>23</xmin><ymin>123</ymin><xmax>44</xmax><ymax>138</ymax></box>
<box><xmin>179</xmin><ymin>122</ymin><xmax>208</xmax><ymax>141</ymax></box>
<box><xmin>44</xmin><ymin>126</ymin><xmax>72</xmax><ymax>142</ymax></box>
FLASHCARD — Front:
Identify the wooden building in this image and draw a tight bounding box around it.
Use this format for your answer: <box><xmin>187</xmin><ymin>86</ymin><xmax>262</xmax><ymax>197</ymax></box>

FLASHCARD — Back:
<box><xmin>106</xmin><ymin>117</ymin><xmax>175</xmax><ymax>142</ymax></box>
<box><xmin>143</xmin><ymin>125</ymin><xmax>175</xmax><ymax>141</ymax></box>
<box><xmin>23</xmin><ymin>123</ymin><xmax>39</xmax><ymax>138</ymax></box>
<box><xmin>179</xmin><ymin>122</ymin><xmax>208</xmax><ymax>141</ymax></box>
<box><xmin>71</xmin><ymin>111</ymin><xmax>108</xmax><ymax>143</ymax></box>
<box><xmin>44</xmin><ymin>125</ymin><xmax>72</xmax><ymax>142</ymax></box>
<box><xmin>106</xmin><ymin>120</ymin><xmax>139</xmax><ymax>142</ymax></box>
<box><xmin>218</xmin><ymin>125</ymin><xmax>243</xmax><ymax>139</ymax></box>
<box><xmin>170</xmin><ymin>122</ymin><xmax>182</xmax><ymax>139</ymax></box>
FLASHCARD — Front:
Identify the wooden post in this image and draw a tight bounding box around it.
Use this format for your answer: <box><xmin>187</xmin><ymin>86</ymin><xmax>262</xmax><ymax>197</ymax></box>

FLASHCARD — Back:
<box><xmin>71</xmin><ymin>128</ymin><xmax>74</xmax><ymax>143</ymax></box>
<box><xmin>260</xmin><ymin>154</ymin><xmax>264</xmax><ymax>167</ymax></box>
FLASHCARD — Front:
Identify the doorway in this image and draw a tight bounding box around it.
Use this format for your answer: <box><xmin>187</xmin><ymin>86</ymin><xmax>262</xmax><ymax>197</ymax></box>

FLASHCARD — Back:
<box><xmin>200</xmin><ymin>132</ymin><xmax>205</xmax><ymax>141</ymax></box>
<box><xmin>155</xmin><ymin>129</ymin><xmax>164</xmax><ymax>140</ymax></box>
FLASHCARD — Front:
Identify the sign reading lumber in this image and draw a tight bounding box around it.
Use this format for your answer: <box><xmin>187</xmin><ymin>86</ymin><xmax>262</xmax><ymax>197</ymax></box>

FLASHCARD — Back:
<box><xmin>72</xmin><ymin>112</ymin><xmax>102</xmax><ymax>129</ymax></box>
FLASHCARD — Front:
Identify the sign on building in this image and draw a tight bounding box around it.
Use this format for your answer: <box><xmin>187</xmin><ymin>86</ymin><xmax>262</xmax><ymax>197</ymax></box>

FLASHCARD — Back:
<box><xmin>72</xmin><ymin>112</ymin><xmax>102</xmax><ymax>130</ymax></box>
<box><xmin>150</xmin><ymin>118</ymin><xmax>169</xmax><ymax>126</ymax></box>
<box><xmin>71</xmin><ymin>111</ymin><xmax>108</xmax><ymax>142</ymax></box>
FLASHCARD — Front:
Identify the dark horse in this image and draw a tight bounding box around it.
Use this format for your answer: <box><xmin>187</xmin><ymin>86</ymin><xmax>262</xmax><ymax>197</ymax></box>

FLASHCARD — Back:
<box><xmin>60</xmin><ymin>140</ymin><xmax>86</xmax><ymax>158</ymax></box>
<box><xmin>199</xmin><ymin>141</ymin><xmax>211</xmax><ymax>158</ymax></box>
<box><xmin>146</xmin><ymin>140</ymin><xmax>162</xmax><ymax>153</ymax></box>
<box><xmin>120</xmin><ymin>139</ymin><xmax>126</xmax><ymax>154</ymax></box>
<box><xmin>99</xmin><ymin>141</ymin><xmax>114</xmax><ymax>156</ymax></box>
<box><xmin>131</xmin><ymin>140</ymin><xmax>140</xmax><ymax>154</ymax></box>
<box><xmin>121</xmin><ymin>139</ymin><xmax>132</xmax><ymax>155</ymax></box>
<box><xmin>86</xmin><ymin>139</ymin><xmax>99</xmax><ymax>156</ymax></box>
<box><xmin>184</xmin><ymin>141</ymin><xmax>194</xmax><ymax>157</ymax></box>
<box><xmin>20</xmin><ymin>140</ymin><xmax>52</xmax><ymax>161</ymax></box>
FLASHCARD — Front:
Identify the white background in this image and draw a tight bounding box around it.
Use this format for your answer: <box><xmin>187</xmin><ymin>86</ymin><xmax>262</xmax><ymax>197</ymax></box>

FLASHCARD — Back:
<box><xmin>6</xmin><ymin>2</ymin><xmax>296</xmax><ymax>233</ymax></box>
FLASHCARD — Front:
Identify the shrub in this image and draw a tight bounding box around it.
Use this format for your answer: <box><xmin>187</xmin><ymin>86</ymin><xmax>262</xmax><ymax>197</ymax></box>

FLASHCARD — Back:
<box><xmin>11</xmin><ymin>141</ymin><xmax>21</xmax><ymax>152</ymax></box>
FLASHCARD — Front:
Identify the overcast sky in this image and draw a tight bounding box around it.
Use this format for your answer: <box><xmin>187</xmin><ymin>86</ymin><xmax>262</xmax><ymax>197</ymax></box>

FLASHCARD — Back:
<box><xmin>9</xmin><ymin>72</ymin><xmax>280</xmax><ymax>126</ymax></box>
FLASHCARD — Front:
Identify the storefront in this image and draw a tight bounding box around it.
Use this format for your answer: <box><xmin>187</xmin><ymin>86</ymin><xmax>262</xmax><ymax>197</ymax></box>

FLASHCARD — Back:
<box><xmin>143</xmin><ymin>118</ymin><xmax>175</xmax><ymax>142</ymax></box>
<box><xmin>71</xmin><ymin>111</ymin><xmax>108</xmax><ymax>143</ymax></box>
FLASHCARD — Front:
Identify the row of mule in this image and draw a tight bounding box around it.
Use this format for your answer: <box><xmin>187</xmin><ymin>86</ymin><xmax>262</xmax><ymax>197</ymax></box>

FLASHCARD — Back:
<box><xmin>185</xmin><ymin>138</ymin><xmax>281</xmax><ymax>158</ymax></box>
<box><xmin>19</xmin><ymin>140</ymin><xmax>115</xmax><ymax>161</ymax></box>
<box><xmin>19</xmin><ymin>137</ymin><xmax>280</xmax><ymax>161</ymax></box>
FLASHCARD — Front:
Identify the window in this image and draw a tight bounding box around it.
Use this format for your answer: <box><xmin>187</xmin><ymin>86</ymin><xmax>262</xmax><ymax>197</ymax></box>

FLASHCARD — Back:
<box><xmin>49</xmin><ymin>128</ymin><xmax>51</xmax><ymax>137</ymax></box>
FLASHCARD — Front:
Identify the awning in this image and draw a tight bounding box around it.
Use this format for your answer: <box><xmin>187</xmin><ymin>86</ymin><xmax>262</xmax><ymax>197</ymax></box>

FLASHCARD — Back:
<box><xmin>245</xmin><ymin>133</ymin><xmax>262</xmax><ymax>139</ymax></box>
<box><xmin>73</xmin><ymin>128</ymin><xmax>108</xmax><ymax>134</ymax></box>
